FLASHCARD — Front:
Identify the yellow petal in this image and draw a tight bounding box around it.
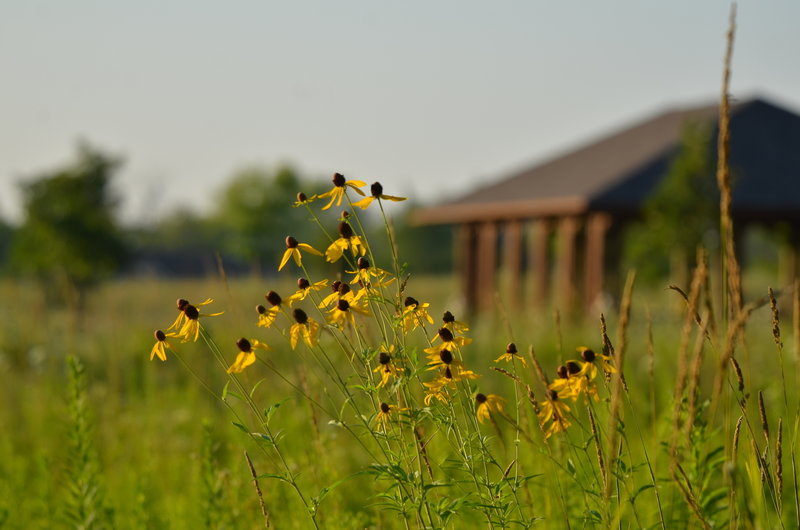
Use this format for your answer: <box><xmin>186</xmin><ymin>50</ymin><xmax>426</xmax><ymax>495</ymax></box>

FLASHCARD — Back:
<box><xmin>297</xmin><ymin>243</ymin><xmax>323</xmax><ymax>256</ymax></box>
<box><xmin>278</xmin><ymin>248</ymin><xmax>293</xmax><ymax>271</ymax></box>
<box><xmin>351</xmin><ymin>196</ymin><xmax>374</xmax><ymax>209</ymax></box>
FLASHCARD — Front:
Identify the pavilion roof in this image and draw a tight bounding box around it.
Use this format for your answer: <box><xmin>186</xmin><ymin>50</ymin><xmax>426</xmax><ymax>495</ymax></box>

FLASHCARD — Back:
<box><xmin>416</xmin><ymin>98</ymin><xmax>800</xmax><ymax>224</ymax></box>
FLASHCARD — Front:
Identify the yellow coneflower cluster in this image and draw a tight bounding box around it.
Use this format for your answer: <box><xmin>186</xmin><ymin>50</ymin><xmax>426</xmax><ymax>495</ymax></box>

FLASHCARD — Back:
<box><xmin>148</xmin><ymin>174</ymin><xmax>515</xmax><ymax>429</ymax></box>
<box><xmin>538</xmin><ymin>346</ymin><xmax>615</xmax><ymax>438</ymax></box>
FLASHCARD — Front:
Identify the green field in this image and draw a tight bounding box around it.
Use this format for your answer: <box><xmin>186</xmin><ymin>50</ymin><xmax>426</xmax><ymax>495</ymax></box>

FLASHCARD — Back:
<box><xmin>1</xmin><ymin>265</ymin><xmax>798</xmax><ymax>528</ymax></box>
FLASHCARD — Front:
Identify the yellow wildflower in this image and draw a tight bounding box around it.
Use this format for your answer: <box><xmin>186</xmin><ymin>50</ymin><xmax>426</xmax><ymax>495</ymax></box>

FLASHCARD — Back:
<box><xmin>351</xmin><ymin>182</ymin><xmax>406</xmax><ymax>209</ymax></box>
<box><xmin>476</xmin><ymin>393</ymin><xmax>506</xmax><ymax>424</ymax></box>
<box><xmin>400</xmin><ymin>297</ymin><xmax>434</xmax><ymax>334</ymax></box>
<box><xmin>575</xmin><ymin>346</ymin><xmax>616</xmax><ymax>380</ymax></box>
<box><xmin>293</xmin><ymin>191</ymin><xmax>316</xmax><ymax>207</ymax></box>
<box><xmin>257</xmin><ymin>291</ymin><xmax>296</xmax><ymax>328</ymax></box>
<box><xmin>318</xmin><ymin>281</ymin><xmax>364</xmax><ymax>310</ymax></box>
<box><xmin>493</xmin><ymin>342</ymin><xmax>527</xmax><ymax>367</ymax></box>
<box><xmin>424</xmin><ymin>327</ymin><xmax>472</xmax><ymax>356</ymax></box>
<box><xmin>167</xmin><ymin>298</ymin><xmax>214</xmax><ymax>331</ymax></box>
<box><xmin>174</xmin><ymin>300</ymin><xmax>224</xmax><ymax>343</ymax></box>
<box><xmin>289</xmin><ymin>277</ymin><xmax>328</xmax><ymax>306</ymax></box>
<box><xmin>347</xmin><ymin>257</ymin><xmax>393</xmax><ymax>287</ymax></box>
<box><xmin>441</xmin><ymin>310</ymin><xmax>470</xmax><ymax>334</ymax></box>
<box><xmin>327</xmin><ymin>298</ymin><xmax>368</xmax><ymax>329</ymax></box>
<box><xmin>278</xmin><ymin>236</ymin><xmax>322</xmax><ymax>271</ymax></box>
<box><xmin>150</xmin><ymin>329</ymin><xmax>176</xmax><ymax>361</ymax></box>
<box><xmin>289</xmin><ymin>309</ymin><xmax>321</xmax><ymax>349</ymax></box>
<box><xmin>318</xmin><ymin>172</ymin><xmax>366</xmax><ymax>211</ymax></box>
<box><xmin>372</xmin><ymin>347</ymin><xmax>404</xmax><ymax>387</ymax></box>
<box><xmin>374</xmin><ymin>402</ymin><xmax>408</xmax><ymax>431</ymax></box>
<box><xmin>325</xmin><ymin>221</ymin><xmax>367</xmax><ymax>263</ymax></box>
<box><xmin>538</xmin><ymin>389</ymin><xmax>572</xmax><ymax>439</ymax></box>
<box><xmin>227</xmin><ymin>338</ymin><xmax>269</xmax><ymax>374</ymax></box>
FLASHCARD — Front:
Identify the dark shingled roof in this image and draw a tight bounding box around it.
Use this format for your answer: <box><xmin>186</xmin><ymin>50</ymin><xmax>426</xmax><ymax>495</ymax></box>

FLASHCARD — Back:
<box><xmin>416</xmin><ymin>98</ymin><xmax>800</xmax><ymax>224</ymax></box>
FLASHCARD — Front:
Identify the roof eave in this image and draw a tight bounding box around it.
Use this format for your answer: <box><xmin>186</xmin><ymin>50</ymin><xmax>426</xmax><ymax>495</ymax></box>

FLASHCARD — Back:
<box><xmin>413</xmin><ymin>196</ymin><xmax>589</xmax><ymax>225</ymax></box>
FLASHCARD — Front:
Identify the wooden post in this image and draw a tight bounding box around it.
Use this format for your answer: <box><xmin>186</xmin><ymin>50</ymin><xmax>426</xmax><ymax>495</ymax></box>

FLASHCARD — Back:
<box><xmin>504</xmin><ymin>220</ymin><xmax>524</xmax><ymax>311</ymax></box>
<box><xmin>476</xmin><ymin>221</ymin><xmax>498</xmax><ymax>312</ymax></box>
<box><xmin>584</xmin><ymin>213</ymin><xmax>612</xmax><ymax>308</ymax></box>
<box><xmin>458</xmin><ymin>224</ymin><xmax>479</xmax><ymax>313</ymax></box>
<box><xmin>529</xmin><ymin>219</ymin><xmax>552</xmax><ymax>307</ymax></box>
<box><xmin>556</xmin><ymin>216</ymin><xmax>580</xmax><ymax>308</ymax></box>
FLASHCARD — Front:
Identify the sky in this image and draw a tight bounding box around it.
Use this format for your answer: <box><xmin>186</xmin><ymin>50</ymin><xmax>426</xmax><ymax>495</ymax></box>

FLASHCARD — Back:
<box><xmin>1</xmin><ymin>1</ymin><xmax>799</xmax><ymax>225</ymax></box>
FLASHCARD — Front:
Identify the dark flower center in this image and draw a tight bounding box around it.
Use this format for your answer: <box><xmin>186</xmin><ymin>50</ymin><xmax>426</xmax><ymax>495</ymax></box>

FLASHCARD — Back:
<box><xmin>437</xmin><ymin>328</ymin><xmax>454</xmax><ymax>342</ymax></box>
<box><xmin>442</xmin><ymin>311</ymin><xmax>455</xmax><ymax>323</ymax></box>
<box><xmin>357</xmin><ymin>257</ymin><xmax>369</xmax><ymax>270</ymax></box>
<box><xmin>293</xmin><ymin>309</ymin><xmax>308</xmax><ymax>324</ymax></box>
<box><xmin>444</xmin><ymin>367</ymin><xmax>453</xmax><ymax>379</ymax></box>
<box><xmin>236</xmin><ymin>338</ymin><xmax>252</xmax><ymax>352</ymax></box>
<box><xmin>566</xmin><ymin>361</ymin><xmax>582</xmax><ymax>375</ymax></box>
<box><xmin>581</xmin><ymin>348</ymin><xmax>596</xmax><ymax>363</ymax></box>
<box><xmin>332</xmin><ymin>172</ymin><xmax>346</xmax><ymax>187</ymax></box>
<box><xmin>338</xmin><ymin>221</ymin><xmax>354</xmax><ymax>239</ymax></box>
<box><xmin>285</xmin><ymin>236</ymin><xmax>298</xmax><ymax>248</ymax></box>
<box><xmin>439</xmin><ymin>349</ymin><xmax>453</xmax><ymax>364</ymax></box>
<box><xmin>266</xmin><ymin>291</ymin><xmax>282</xmax><ymax>307</ymax></box>
<box><xmin>296</xmin><ymin>192</ymin><xmax>308</xmax><ymax>202</ymax></box>
<box><xmin>297</xmin><ymin>278</ymin><xmax>310</xmax><ymax>290</ymax></box>
<box><xmin>380</xmin><ymin>402</ymin><xmax>390</xmax><ymax>414</ymax></box>
<box><xmin>337</xmin><ymin>299</ymin><xmax>350</xmax><ymax>311</ymax></box>
<box><xmin>475</xmin><ymin>393</ymin><xmax>488</xmax><ymax>404</ymax></box>
<box><xmin>549</xmin><ymin>389</ymin><xmax>559</xmax><ymax>401</ymax></box>
<box><xmin>506</xmin><ymin>342</ymin><xmax>518</xmax><ymax>354</ymax></box>
<box><xmin>370</xmin><ymin>182</ymin><xmax>383</xmax><ymax>197</ymax></box>
<box><xmin>557</xmin><ymin>365</ymin><xmax>568</xmax><ymax>379</ymax></box>
<box><xmin>154</xmin><ymin>330</ymin><xmax>166</xmax><ymax>341</ymax></box>
<box><xmin>331</xmin><ymin>280</ymin><xmax>342</xmax><ymax>293</ymax></box>
<box><xmin>404</xmin><ymin>296</ymin><xmax>419</xmax><ymax>308</ymax></box>
<box><xmin>338</xmin><ymin>283</ymin><xmax>351</xmax><ymax>295</ymax></box>
<box><xmin>256</xmin><ymin>304</ymin><xmax>267</xmax><ymax>315</ymax></box>
<box><xmin>184</xmin><ymin>304</ymin><xmax>199</xmax><ymax>320</ymax></box>
<box><xmin>379</xmin><ymin>352</ymin><xmax>391</xmax><ymax>365</ymax></box>
<box><xmin>176</xmin><ymin>298</ymin><xmax>189</xmax><ymax>311</ymax></box>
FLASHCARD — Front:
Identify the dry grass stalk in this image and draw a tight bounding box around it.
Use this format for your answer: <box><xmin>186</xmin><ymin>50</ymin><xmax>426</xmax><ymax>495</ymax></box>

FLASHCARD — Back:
<box><xmin>732</xmin><ymin>415</ymin><xmax>743</xmax><ymax>461</ymax></box>
<box><xmin>730</xmin><ymin>357</ymin><xmax>745</xmax><ymax>394</ymax></box>
<box><xmin>604</xmin><ymin>271</ymin><xmax>635</xmax><ymax>501</ymax></box>
<box><xmin>587</xmin><ymin>406</ymin><xmax>607</xmax><ymax>489</ymax></box>
<box><xmin>527</xmin><ymin>345</ymin><xmax>550</xmax><ymax>388</ymax></box>
<box><xmin>716</xmin><ymin>4</ymin><xmax>743</xmax><ymax>320</ymax></box>
<box><xmin>776</xmin><ymin>417</ymin><xmax>783</xmax><ymax>512</ymax></box>
<box><xmin>685</xmin><ymin>311</ymin><xmax>710</xmax><ymax>441</ymax></box>
<box><xmin>645</xmin><ymin>306</ymin><xmax>657</xmax><ymax>432</ymax></box>
<box><xmin>758</xmin><ymin>390</ymin><xmax>770</xmax><ymax>444</ymax></box>
<box><xmin>244</xmin><ymin>451</ymin><xmax>271</xmax><ymax>529</ymax></box>
<box><xmin>672</xmin><ymin>464</ymin><xmax>713</xmax><ymax>530</ymax></box>
<box><xmin>671</xmin><ymin>255</ymin><xmax>707</xmax><ymax>457</ymax></box>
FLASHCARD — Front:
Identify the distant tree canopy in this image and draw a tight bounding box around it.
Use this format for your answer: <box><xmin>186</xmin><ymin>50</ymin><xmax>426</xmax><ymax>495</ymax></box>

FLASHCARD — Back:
<box><xmin>624</xmin><ymin>122</ymin><xmax>718</xmax><ymax>283</ymax></box>
<box><xmin>213</xmin><ymin>165</ymin><xmax>327</xmax><ymax>275</ymax></box>
<box><xmin>10</xmin><ymin>144</ymin><xmax>128</xmax><ymax>303</ymax></box>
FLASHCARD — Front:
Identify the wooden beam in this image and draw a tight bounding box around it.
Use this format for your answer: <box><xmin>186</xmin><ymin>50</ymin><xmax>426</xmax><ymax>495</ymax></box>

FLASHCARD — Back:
<box><xmin>476</xmin><ymin>222</ymin><xmax>498</xmax><ymax>312</ymax></box>
<box><xmin>556</xmin><ymin>216</ymin><xmax>580</xmax><ymax>308</ymax></box>
<box><xmin>458</xmin><ymin>224</ymin><xmax>479</xmax><ymax>313</ymax></box>
<box><xmin>503</xmin><ymin>220</ymin><xmax>524</xmax><ymax>311</ymax></box>
<box><xmin>584</xmin><ymin>213</ymin><xmax>612</xmax><ymax>308</ymax></box>
<box><xmin>529</xmin><ymin>219</ymin><xmax>552</xmax><ymax>307</ymax></box>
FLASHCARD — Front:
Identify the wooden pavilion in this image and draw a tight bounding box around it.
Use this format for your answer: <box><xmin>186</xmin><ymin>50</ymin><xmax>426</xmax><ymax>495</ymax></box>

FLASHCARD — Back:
<box><xmin>415</xmin><ymin>98</ymin><xmax>800</xmax><ymax>312</ymax></box>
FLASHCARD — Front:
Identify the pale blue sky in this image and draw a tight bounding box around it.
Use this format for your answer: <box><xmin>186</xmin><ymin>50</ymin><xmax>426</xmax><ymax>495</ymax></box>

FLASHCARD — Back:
<box><xmin>1</xmin><ymin>1</ymin><xmax>798</xmax><ymax>224</ymax></box>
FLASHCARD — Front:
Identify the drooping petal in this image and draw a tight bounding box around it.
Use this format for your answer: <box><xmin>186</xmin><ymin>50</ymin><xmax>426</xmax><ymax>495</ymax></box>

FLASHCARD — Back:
<box><xmin>278</xmin><ymin>248</ymin><xmax>294</xmax><ymax>271</ymax></box>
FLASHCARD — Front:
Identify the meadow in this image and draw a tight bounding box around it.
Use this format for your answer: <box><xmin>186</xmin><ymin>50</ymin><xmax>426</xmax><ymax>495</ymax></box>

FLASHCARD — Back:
<box><xmin>1</xmin><ymin>239</ymin><xmax>798</xmax><ymax>529</ymax></box>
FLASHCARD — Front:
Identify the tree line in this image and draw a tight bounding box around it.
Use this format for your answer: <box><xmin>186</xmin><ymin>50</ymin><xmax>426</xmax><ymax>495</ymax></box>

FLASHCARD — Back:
<box><xmin>0</xmin><ymin>143</ymin><xmax>453</xmax><ymax>305</ymax></box>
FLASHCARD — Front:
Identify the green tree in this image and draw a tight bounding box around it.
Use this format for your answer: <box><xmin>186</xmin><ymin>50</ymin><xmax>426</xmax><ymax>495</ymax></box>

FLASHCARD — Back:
<box><xmin>10</xmin><ymin>144</ymin><xmax>128</xmax><ymax>304</ymax></box>
<box><xmin>624</xmin><ymin>122</ymin><xmax>718</xmax><ymax>283</ymax></box>
<box><xmin>214</xmin><ymin>165</ymin><xmax>325</xmax><ymax>275</ymax></box>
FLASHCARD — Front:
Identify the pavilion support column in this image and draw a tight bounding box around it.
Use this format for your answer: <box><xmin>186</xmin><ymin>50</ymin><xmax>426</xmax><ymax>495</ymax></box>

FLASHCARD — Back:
<box><xmin>556</xmin><ymin>216</ymin><xmax>580</xmax><ymax>309</ymax></box>
<box><xmin>778</xmin><ymin>226</ymin><xmax>800</xmax><ymax>288</ymax></box>
<box><xmin>529</xmin><ymin>218</ymin><xmax>552</xmax><ymax>307</ymax></box>
<box><xmin>475</xmin><ymin>221</ymin><xmax>499</xmax><ymax>312</ymax></box>
<box><xmin>584</xmin><ymin>213</ymin><xmax>612</xmax><ymax>308</ymax></box>
<box><xmin>457</xmin><ymin>223</ymin><xmax>479</xmax><ymax>313</ymax></box>
<box><xmin>503</xmin><ymin>220</ymin><xmax>524</xmax><ymax>311</ymax></box>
